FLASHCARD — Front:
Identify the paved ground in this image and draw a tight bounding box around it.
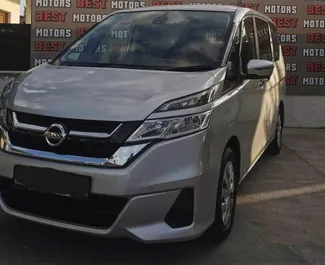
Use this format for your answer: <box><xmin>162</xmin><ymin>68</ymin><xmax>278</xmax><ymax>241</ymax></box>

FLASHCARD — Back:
<box><xmin>0</xmin><ymin>128</ymin><xmax>325</xmax><ymax>265</ymax></box>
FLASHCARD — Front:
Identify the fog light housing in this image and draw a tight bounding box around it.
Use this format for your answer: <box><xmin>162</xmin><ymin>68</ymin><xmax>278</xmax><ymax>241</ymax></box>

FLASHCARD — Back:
<box><xmin>164</xmin><ymin>188</ymin><xmax>194</xmax><ymax>228</ymax></box>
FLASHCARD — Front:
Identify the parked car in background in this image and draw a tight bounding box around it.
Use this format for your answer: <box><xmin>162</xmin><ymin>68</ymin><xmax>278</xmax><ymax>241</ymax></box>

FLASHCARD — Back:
<box><xmin>0</xmin><ymin>5</ymin><xmax>285</xmax><ymax>243</ymax></box>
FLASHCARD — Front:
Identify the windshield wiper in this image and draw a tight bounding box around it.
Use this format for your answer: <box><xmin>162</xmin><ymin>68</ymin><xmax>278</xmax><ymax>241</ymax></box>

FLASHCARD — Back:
<box><xmin>165</xmin><ymin>65</ymin><xmax>216</xmax><ymax>72</ymax></box>
<box><xmin>58</xmin><ymin>62</ymin><xmax>141</xmax><ymax>68</ymax></box>
<box><xmin>57</xmin><ymin>61</ymin><xmax>216</xmax><ymax>72</ymax></box>
<box><xmin>57</xmin><ymin>61</ymin><xmax>168</xmax><ymax>70</ymax></box>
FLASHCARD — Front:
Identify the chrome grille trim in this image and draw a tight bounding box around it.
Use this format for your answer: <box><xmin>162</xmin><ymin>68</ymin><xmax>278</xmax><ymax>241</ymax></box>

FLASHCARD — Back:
<box><xmin>12</xmin><ymin>112</ymin><xmax>121</xmax><ymax>139</ymax></box>
<box><xmin>13</xmin><ymin>112</ymin><xmax>46</xmax><ymax>132</ymax></box>
<box><xmin>0</xmin><ymin>125</ymin><xmax>148</xmax><ymax>167</ymax></box>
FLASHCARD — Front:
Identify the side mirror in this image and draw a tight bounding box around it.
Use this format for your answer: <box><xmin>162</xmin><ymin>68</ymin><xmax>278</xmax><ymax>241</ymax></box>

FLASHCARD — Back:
<box><xmin>246</xmin><ymin>59</ymin><xmax>274</xmax><ymax>79</ymax></box>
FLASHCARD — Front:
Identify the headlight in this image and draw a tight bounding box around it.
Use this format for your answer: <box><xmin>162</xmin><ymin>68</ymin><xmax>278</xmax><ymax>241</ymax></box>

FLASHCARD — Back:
<box><xmin>127</xmin><ymin>111</ymin><xmax>211</xmax><ymax>142</ymax></box>
<box><xmin>156</xmin><ymin>86</ymin><xmax>216</xmax><ymax>112</ymax></box>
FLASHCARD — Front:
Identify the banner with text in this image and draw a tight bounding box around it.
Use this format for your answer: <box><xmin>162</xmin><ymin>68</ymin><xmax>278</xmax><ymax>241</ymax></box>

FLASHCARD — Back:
<box><xmin>30</xmin><ymin>0</ymin><xmax>325</xmax><ymax>95</ymax></box>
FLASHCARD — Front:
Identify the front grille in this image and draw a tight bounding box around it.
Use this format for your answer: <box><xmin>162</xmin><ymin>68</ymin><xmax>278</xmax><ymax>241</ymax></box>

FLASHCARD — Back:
<box><xmin>8</xmin><ymin>130</ymin><xmax>120</xmax><ymax>158</ymax></box>
<box><xmin>0</xmin><ymin>178</ymin><xmax>128</xmax><ymax>229</ymax></box>
<box><xmin>7</xmin><ymin>111</ymin><xmax>141</xmax><ymax>158</ymax></box>
<box><xmin>15</xmin><ymin>111</ymin><xmax>120</xmax><ymax>133</ymax></box>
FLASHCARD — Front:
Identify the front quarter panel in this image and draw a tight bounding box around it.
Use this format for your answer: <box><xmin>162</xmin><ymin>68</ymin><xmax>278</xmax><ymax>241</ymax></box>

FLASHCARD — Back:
<box><xmin>207</xmin><ymin>85</ymin><xmax>242</xmax><ymax>178</ymax></box>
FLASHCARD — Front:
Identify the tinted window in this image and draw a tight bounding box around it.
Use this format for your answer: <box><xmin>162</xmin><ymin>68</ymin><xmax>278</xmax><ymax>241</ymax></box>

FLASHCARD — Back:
<box><xmin>241</xmin><ymin>17</ymin><xmax>257</xmax><ymax>74</ymax></box>
<box><xmin>270</xmin><ymin>23</ymin><xmax>280</xmax><ymax>61</ymax></box>
<box><xmin>255</xmin><ymin>18</ymin><xmax>272</xmax><ymax>61</ymax></box>
<box><xmin>54</xmin><ymin>11</ymin><xmax>234</xmax><ymax>71</ymax></box>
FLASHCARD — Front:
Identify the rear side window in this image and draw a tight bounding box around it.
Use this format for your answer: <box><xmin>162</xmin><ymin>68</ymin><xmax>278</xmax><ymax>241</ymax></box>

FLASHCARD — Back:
<box><xmin>269</xmin><ymin>23</ymin><xmax>280</xmax><ymax>61</ymax></box>
<box><xmin>255</xmin><ymin>17</ymin><xmax>272</xmax><ymax>61</ymax></box>
<box><xmin>240</xmin><ymin>17</ymin><xmax>257</xmax><ymax>74</ymax></box>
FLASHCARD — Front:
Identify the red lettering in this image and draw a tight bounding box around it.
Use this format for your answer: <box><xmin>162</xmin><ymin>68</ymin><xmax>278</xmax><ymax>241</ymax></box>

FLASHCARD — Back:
<box><xmin>231</xmin><ymin>3</ymin><xmax>259</xmax><ymax>11</ymax></box>
<box><xmin>271</xmin><ymin>18</ymin><xmax>298</xmax><ymax>28</ymax></box>
<box><xmin>152</xmin><ymin>0</ymin><xmax>182</xmax><ymax>5</ymax></box>
<box><xmin>251</xmin><ymin>4</ymin><xmax>259</xmax><ymax>11</ymax></box>
<box><xmin>307</xmin><ymin>33</ymin><xmax>325</xmax><ymax>43</ymax></box>
<box><xmin>76</xmin><ymin>0</ymin><xmax>107</xmax><ymax>8</ymax></box>
<box><xmin>34</xmin><ymin>41</ymin><xmax>66</xmax><ymax>52</ymax></box>
<box><xmin>286</xmin><ymin>76</ymin><xmax>298</xmax><ymax>86</ymax></box>
<box><xmin>282</xmin><ymin>46</ymin><xmax>297</xmax><ymax>57</ymax></box>
<box><xmin>307</xmin><ymin>62</ymin><xmax>313</xmax><ymax>72</ymax></box>
<box><xmin>35</xmin><ymin>11</ymin><xmax>66</xmax><ymax>22</ymax></box>
<box><xmin>307</xmin><ymin>5</ymin><xmax>325</xmax><ymax>15</ymax></box>
<box><xmin>76</xmin><ymin>27</ymin><xmax>88</xmax><ymax>37</ymax></box>
<box><xmin>307</xmin><ymin>5</ymin><xmax>314</xmax><ymax>15</ymax></box>
<box><xmin>306</xmin><ymin>62</ymin><xmax>325</xmax><ymax>72</ymax></box>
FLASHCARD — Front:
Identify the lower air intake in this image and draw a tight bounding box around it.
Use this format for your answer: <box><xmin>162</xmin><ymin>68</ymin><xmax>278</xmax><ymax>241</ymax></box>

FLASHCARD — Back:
<box><xmin>164</xmin><ymin>188</ymin><xmax>194</xmax><ymax>228</ymax></box>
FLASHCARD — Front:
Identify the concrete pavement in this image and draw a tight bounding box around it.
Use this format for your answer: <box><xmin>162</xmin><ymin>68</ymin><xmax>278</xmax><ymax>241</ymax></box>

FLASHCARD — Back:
<box><xmin>0</xmin><ymin>128</ymin><xmax>325</xmax><ymax>265</ymax></box>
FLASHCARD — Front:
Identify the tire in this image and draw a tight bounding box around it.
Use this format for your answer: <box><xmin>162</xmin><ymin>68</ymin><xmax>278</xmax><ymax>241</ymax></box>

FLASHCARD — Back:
<box><xmin>204</xmin><ymin>148</ymin><xmax>238</xmax><ymax>242</ymax></box>
<box><xmin>267</xmin><ymin>111</ymin><xmax>283</xmax><ymax>155</ymax></box>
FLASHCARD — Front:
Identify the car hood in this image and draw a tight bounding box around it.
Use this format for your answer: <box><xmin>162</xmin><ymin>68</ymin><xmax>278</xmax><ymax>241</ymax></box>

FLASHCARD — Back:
<box><xmin>6</xmin><ymin>64</ymin><xmax>224</xmax><ymax>121</ymax></box>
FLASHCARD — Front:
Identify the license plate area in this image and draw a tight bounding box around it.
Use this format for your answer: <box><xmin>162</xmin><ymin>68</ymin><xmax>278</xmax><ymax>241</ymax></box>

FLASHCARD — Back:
<box><xmin>13</xmin><ymin>165</ymin><xmax>91</xmax><ymax>200</ymax></box>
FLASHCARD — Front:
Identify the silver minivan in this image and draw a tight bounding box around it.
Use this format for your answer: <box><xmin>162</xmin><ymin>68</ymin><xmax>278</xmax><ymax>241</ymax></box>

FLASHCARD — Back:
<box><xmin>0</xmin><ymin>5</ymin><xmax>285</xmax><ymax>243</ymax></box>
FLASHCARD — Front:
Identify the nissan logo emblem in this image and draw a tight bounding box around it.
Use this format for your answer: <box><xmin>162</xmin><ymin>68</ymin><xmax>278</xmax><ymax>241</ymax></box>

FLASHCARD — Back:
<box><xmin>44</xmin><ymin>123</ymin><xmax>67</xmax><ymax>147</ymax></box>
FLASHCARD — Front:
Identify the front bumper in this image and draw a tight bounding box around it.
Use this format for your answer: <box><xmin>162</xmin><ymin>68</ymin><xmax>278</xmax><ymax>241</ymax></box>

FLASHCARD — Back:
<box><xmin>0</xmin><ymin>129</ymin><xmax>219</xmax><ymax>243</ymax></box>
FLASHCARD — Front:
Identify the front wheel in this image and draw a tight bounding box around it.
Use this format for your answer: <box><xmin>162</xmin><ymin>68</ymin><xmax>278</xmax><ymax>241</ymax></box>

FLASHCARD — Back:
<box><xmin>204</xmin><ymin>148</ymin><xmax>238</xmax><ymax>242</ymax></box>
<box><xmin>267</xmin><ymin>111</ymin><xmax>283</xmax><ymax>155</ymax></box>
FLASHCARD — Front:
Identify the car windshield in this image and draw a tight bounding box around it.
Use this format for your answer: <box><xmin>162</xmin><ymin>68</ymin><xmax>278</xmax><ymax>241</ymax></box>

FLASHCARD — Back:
<box><xmin>53</xmin><ymin>10</ymin><xmax>234</xmax><ymax>71</ymax></box>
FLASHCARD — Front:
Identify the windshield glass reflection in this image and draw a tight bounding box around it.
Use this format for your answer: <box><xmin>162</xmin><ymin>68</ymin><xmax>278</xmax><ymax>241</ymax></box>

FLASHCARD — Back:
<box><xmin>54</xmin><ymin>10</ymin><xmax>234</xmax><ymax>71</ymax></box>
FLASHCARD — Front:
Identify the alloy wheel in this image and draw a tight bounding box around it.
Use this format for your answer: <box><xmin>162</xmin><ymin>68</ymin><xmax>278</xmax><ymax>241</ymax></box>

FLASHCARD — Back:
<box><xmin>221</xmin><ymin>161</ymin><xmax>235</xmax><ymax>226</ymax></box>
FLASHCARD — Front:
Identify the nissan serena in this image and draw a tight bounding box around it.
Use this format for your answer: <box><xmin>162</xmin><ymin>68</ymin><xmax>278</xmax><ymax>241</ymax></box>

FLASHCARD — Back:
<box><xmin>0</xmin><ymin>5</ymin><xmax>286</xmax><ymax>243</ymax></box>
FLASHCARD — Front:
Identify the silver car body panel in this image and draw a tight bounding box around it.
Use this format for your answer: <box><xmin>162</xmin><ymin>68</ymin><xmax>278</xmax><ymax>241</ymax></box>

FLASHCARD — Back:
<box><xmin>0</xmin><ymin>5</ymin><xmax>286</xmax><ymax>243</ymax></box>
<box><xmin>8</xmin><ymin>65</ymin><xmax>218</xmax><ymax>121</ymax></box>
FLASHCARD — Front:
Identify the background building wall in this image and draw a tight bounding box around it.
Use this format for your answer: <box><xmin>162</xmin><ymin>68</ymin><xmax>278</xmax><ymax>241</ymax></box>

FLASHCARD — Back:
<box><xmin>0</xmin><ymin>0</ymin><xmax>20</xmax><ymax>23</ymax></box>
<box><xmin>25</xmin><ymin>0</ymin><xmax>30</xmax><ymax>23</ymax></box>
